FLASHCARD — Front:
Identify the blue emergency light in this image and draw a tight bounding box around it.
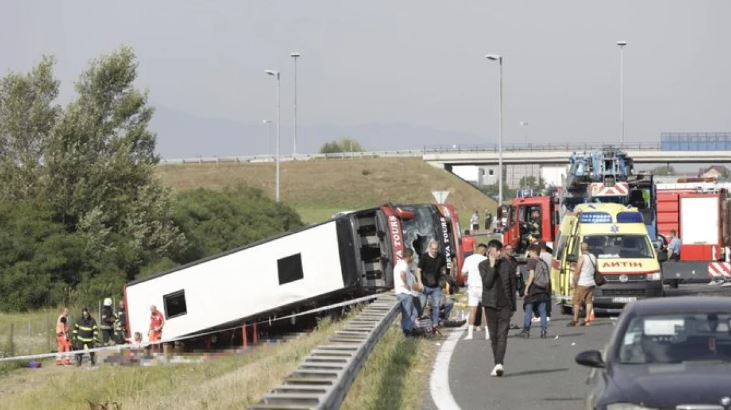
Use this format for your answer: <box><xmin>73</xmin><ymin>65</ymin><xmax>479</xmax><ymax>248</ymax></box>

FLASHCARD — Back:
<box><xmin>578</xmin><ymin>212</ymin><xmax>612</xmax><ymax>224</ymax></box>
<box><xmin>616</xmin><ymin>212</ymin><xmax>644</xmax><ymax>223</ymax></box>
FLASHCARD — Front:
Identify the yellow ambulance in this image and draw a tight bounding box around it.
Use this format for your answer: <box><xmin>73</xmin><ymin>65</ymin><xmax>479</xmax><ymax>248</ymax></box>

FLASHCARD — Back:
<box><xmin>551</xmin><ymin>202</ymin><xmax>666</xmax><ymax>314</ymax></box>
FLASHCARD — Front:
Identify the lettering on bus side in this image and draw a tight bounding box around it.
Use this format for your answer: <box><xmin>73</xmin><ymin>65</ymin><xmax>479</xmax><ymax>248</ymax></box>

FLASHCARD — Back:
<box><xmin>388</xmin><ymin>216</ymin><xmax>403</xmax><ymax>260</ymax></box>
<box><xmin>601</xmin><ymin>261</ymin><xmax>643</xmax><ymax>268</ymax></box>
<box><xmin>440</xmin><ymin>217</ymin><xmax>453</xmax><ymax>269</ymax></box>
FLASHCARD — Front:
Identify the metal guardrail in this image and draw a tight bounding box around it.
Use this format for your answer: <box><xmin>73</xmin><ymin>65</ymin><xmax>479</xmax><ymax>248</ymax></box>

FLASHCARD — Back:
<box><xmin>249</xmin><ymin>293</ymin><xmax>399</xmax><ymax>410</ymax></box>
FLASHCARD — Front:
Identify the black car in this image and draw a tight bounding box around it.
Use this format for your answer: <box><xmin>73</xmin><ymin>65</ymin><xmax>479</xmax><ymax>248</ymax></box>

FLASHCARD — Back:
<box><xmin>576</xmin><ymin>296</ymin><xmax>731</xmax><ymax>410</ymax></box>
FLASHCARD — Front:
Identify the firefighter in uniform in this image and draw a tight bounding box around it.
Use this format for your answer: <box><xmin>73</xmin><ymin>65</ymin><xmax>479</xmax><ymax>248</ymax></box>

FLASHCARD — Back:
<box><xmin>100</xmin><ymin>298</ymin><xmax>117</xmax><ymax>345</ymax></box>
<box><xmin>149</xmin><ymin>305</ymin><xmax>165</xmax><ymax>353</ymax></box>
<box><xmin>55</xmin><ymin>307</ymin><xmax>72</xmax><ymax>366</ymax></box>
<box><xmin>114</xmin><ymin>300</ymin><xmax>128</xmax><ymax>344</ymax></box>
<box><xmin>72</xmin><ymin>307</ymin><xmax>99</xmax><ymax>366</ymax></box>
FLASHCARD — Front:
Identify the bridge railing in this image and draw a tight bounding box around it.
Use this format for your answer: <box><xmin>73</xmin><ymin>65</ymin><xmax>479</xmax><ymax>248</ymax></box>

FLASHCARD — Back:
<box><xmin>422</xmin><ymin>141</ymin><xmax>663</xmax><ymax>153</ymax></box>
<box><xmin>158</xmin><ymin>142</ymin><xmax>667</xmax><ymax>164</ymax></box>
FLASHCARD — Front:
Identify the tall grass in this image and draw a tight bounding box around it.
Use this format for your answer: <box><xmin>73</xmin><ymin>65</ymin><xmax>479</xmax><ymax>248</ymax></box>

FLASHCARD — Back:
<box><xmin>341</xmin><ymin>326</ymin><xmax>439</xmax><ymax>410</ymax></box>
<box><xmin>0</xmin><ymin>315</ymin><xmax>347</xmax><ymax>410</ymax></box>
<box><xmin>0</xmin><ymin>308</ymin><xmax>58</xmax><ymax>357</ymax></box>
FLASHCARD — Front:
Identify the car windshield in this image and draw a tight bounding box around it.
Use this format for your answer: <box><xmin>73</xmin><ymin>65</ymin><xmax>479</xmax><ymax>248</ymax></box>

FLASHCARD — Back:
<box><xmin>583</xmin><ymin>234</ymin><xmax>653</xmax><ymax>259</ymax></box>
<box><xmin>618</xmin><ymin>313</ymin><xmax>731</xmax><ymax>364</ymax></box>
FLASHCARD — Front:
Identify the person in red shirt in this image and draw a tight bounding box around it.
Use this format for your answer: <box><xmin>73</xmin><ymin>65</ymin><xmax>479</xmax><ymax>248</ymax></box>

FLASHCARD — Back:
<box><xmin>462</xmin><ymin>229</ymin><xmax>476</xmax><ymax>257</ymax></box>
<box><xmin>149</xmin><ymin>305</ymin><xmax>165</xmax><ymax>353</ymax></box>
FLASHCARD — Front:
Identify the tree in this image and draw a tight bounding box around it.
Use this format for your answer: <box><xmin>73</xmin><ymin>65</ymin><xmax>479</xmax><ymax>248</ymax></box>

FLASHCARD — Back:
<box><xmin>0</xmin><ymin>56</ymin><xmax>60</xmax><ymax>200</ymax></box>
<box><xmin>319</xmin><ymin>138</ymin><xmax>365</xmax><ymax>153</ymax></box>
<box><xmin>171</xmin><ymin>186</ymin><xmax>304</xmax><ymax>265</ymax></box>
<box><xmin>45</xmin><ymin>47</ymin><xmax>185</xmax><ymax>278</ymax></box>
<box><xmin>518</xmin><ymin>176</ymin><xmax>545</xmax><ymax>192</ymax></box>
<box><xmin>651</xmin><ymin>165</ymin><xmax>675</xmax><ymax>176</ymax></box>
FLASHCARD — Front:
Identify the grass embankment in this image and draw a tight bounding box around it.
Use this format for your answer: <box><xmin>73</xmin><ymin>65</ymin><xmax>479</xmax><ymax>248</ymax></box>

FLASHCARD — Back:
<box><xmin>0</xmin><ymin>317</ymin><xmax>345</xmax><ymax>410</ymax></box>
<box><xmin>156</xmin><ymin>158</ymin><xmax>496</xmax><ymax>224</ymax></box>
<box><xmin>0</xmin><ymin>309</ymin><xmax>58</xmax><ymax>358</ymax></box>
<box><xmin>341</xmin><ymin>326</ymin><xmax>439</xmax><ymax>410</ymax></box>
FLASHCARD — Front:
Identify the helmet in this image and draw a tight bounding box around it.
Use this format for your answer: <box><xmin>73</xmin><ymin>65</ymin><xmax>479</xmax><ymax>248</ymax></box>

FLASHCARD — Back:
<box><xmin>103</xmin><ymin>298</ymin><xmax>112</xmax><ymax>306</ymax></box>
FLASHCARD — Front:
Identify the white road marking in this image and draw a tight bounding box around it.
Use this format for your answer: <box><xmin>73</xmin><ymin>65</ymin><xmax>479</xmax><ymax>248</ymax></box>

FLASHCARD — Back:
<box><xmin>429</xmin><ymin>328</ymin><xmax>463</xmax><ymax>410</ymax></box>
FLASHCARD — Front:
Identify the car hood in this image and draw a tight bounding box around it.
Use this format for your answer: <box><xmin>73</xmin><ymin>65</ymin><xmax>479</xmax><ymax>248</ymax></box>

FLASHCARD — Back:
<box><xmin>611</xmin><ymin>362</ymin><xmax>731</xmax><ymax>407</ymax></box>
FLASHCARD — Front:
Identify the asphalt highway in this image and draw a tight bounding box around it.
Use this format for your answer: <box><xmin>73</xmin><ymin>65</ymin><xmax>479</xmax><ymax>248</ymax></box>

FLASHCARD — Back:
<box><xmin>423</xmin><ymin>283</ymin><xmax>731</xmax><ymax>410</ymax></box>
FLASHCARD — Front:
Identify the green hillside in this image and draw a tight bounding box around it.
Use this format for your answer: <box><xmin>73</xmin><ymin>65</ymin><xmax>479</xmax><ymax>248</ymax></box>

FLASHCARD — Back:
<box><xmin>156</xmin><ymin>158</ymin><xmax>496</xmax><ymax>224</ymax></box>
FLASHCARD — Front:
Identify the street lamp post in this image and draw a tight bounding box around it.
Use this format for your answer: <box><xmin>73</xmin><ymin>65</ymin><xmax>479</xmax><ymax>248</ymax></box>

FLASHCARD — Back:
<box><xmin>486</xmin><ymin>54</ymin><xmax>504</xmax><ymax>205</ymax></box>
<box><xmin>265</xmin><ymin>70</ymin><xmax>281</xmax><ymax>203</ymax></box>
<box><xmin>617</xmin><ymin>41</ymin><xmax>627</xmax><ymax>146</ymax></box>
<box><xmin>290</xmin><ymin>52</ymin><xmax>301</xmax><ymax>156</ymax></box>
<box><xmin>262</xmin><ymin>119</ymin><xmax>272</xmax><ymax>157</ymax></box>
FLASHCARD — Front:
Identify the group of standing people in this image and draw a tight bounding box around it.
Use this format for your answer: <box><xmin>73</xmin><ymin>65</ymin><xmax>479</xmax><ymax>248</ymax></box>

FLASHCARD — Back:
<box><xmin>460</xmin><ymin>238</ymin><xmax>565</xmax><ymax>377</ymax></box>
<box><xmin>394</xmin><ymin>240</ymin><xmax>458</xmax><ymax>337</ymax></box>
<box><xmin>470</xmin><ymin>210</ymin><xmax>494</xmax><ymax>233</ymax></box>
<box><xmin>54</xmin><ymin>301</ymin><xmax>165</xmax><ymax>367</ymax></box>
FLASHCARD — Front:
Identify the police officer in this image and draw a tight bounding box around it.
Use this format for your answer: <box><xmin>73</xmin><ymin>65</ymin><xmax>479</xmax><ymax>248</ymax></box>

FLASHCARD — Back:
<box><xmin>72</xmin><ymin>307</ymin><xmax>99</xmax><ymax>366</ymax></box>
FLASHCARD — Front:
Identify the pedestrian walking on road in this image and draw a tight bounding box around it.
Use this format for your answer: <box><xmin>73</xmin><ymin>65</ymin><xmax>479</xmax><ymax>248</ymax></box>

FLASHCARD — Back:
<box><xmin>485</xmin><ymin>210</ymin><xmax>493</xmax><ymax>232</ymax></box>
<box><xmin>394</xmin><ymin>248</ymin><xmax>419</xmax><ymax>336</ymax></box>
<box><xmin>471</xmin><ymin>210</ymin><xmax>480</xmax><ymax>232</ymax></box>
<box><xmin>416</xmin><ymin>240</ymin><xmax>447</xmax><ymax>329</ymax></box>
<box><xmin>519</xmin><ymin>244</ymin><xmax>551</xmax><ymax>339</ymax></box>
<box><xmin>569</xmin><ymin>242</ymin><xmax>597</xmax><ymax>327</ymax></box>
<box><xmin>479</xmin><ymin>239</ymin><xmax>517</xmax><ymax>377</ymax></box>
<box><xmin>55</xmin><ymin>307</ymin><xmax>72</xmax><ymax>366</ymax></box>
<box><xmin>72</xmin><ymin>307</ymin><xmax>99</xmax><ymax>367</ymax></box>
<box><xmin>667</xmin><ymin>230</ymin><xmax>681</xmax><ymax>262</ymax></box>
<box><xmin>462</xmin><ymin>243</ymin><xmax>489</xmax><ymax>340</ymax></box>
<box><xmin>149</xmin><ymin>305</ymin><xmax>165</xmax><ymax>353</ymax></box>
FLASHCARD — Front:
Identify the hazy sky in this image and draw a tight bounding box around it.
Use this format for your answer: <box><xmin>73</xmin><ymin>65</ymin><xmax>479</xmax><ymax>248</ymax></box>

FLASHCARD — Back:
<box><xmin>3</xmin><ymin>1</ymin><xmax>731</xmax><ymax>157</ymax></box>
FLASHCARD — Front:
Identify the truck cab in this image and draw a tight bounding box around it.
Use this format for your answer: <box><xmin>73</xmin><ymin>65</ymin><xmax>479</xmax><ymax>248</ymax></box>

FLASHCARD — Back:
<box><xmin>497</xmin><ymin>195</ymin><xmax>558</xmax><ymax>255</ymax></box>
<box><xmin>551</xmin><ymin>203</ymin><xmax>665</xmax><ymax>314</ymax></box>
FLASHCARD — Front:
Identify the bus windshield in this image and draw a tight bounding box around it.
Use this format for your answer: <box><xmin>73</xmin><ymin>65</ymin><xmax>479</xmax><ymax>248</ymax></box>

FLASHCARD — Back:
<box><xmin>583</xmin><ymin>234</ymin><xmax>654</xmax><ymax>259</ymax></box>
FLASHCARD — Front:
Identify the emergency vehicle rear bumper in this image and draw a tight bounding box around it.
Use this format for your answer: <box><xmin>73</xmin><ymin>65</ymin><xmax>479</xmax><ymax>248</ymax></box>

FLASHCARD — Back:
<box><xmin>661</xmin><ymin>261</ymin><xmax>713</xmax><ymax>284</ymax></box>
<box><xmin>591</xmin><ymin>281</ymin><xmax>664</xmax><ymax>312</ymax></box>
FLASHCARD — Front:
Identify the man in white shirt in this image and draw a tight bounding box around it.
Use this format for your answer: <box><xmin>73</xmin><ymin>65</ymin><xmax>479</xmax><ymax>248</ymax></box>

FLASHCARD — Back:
<box><xmin>462</xmin><ymin>243</ymin><xmax>489</xmax><ymax>340</ymax></box>
<box><xmin>394</xmin><ymin>248</ymin><xmax>419</xmax><ymax>336</ymax></box>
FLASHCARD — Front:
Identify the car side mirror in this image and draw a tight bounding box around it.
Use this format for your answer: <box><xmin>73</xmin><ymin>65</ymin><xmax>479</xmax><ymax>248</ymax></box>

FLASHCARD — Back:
<box><xmin>566</xmin><ymin>254</ymin><xmax>578</xmax><ymax>263</ymax></box>
<box><xmin>575</xmin><ymin>350</ymin><xmax>605</xmax><ymax>368</ymax></box>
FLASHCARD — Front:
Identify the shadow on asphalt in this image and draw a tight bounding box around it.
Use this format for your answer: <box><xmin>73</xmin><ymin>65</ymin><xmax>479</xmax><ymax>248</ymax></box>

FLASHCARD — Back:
<box><xmin>502</xmin><ymin>367</ymin><xmax>569</xmax><ymax>377</ymax></box>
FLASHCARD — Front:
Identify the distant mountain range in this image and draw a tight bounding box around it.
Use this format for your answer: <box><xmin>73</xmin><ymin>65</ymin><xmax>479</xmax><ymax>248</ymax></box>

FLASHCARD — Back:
<box><xmin>150</xmin><ymin>105</ymin><xmax>488</xmax><ymax>159</ymax></box>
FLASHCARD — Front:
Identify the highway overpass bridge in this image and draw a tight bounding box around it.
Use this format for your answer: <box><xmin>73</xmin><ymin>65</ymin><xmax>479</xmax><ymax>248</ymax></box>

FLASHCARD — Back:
<box><xmin>422</xmin><ymin>143</ymin><xmax>731</xmax><ymax>170</ymax></box>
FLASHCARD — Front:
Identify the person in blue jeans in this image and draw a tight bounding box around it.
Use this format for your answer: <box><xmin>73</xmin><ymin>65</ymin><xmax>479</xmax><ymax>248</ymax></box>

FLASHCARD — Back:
<box><xmin>416</xmin><ymin>240</ymin><xmax>447</xmax><ymax>328</ymax></box>
<box><xmin>519</xmin><ymin>244</ymin><xmax>551</xmax><ymax>338</ymax></box>
<box><xmin>394</xmin><ymin>248</ymin><xmax>419</xmax><ymax>335</ymax></box>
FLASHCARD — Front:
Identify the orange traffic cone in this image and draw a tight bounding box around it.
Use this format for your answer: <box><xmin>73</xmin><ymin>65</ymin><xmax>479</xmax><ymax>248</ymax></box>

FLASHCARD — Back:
<box><xmin>588</xmin><ymin>308</ymin><xmax>596</xmax><ymax>322</ymax></box>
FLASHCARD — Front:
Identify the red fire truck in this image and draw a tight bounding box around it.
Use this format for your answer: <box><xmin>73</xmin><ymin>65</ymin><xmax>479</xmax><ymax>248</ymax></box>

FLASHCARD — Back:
<box><xmin>656</xmin><ymin>181</ymin><xmax>731</xmax><ymax>285</ymax></box>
